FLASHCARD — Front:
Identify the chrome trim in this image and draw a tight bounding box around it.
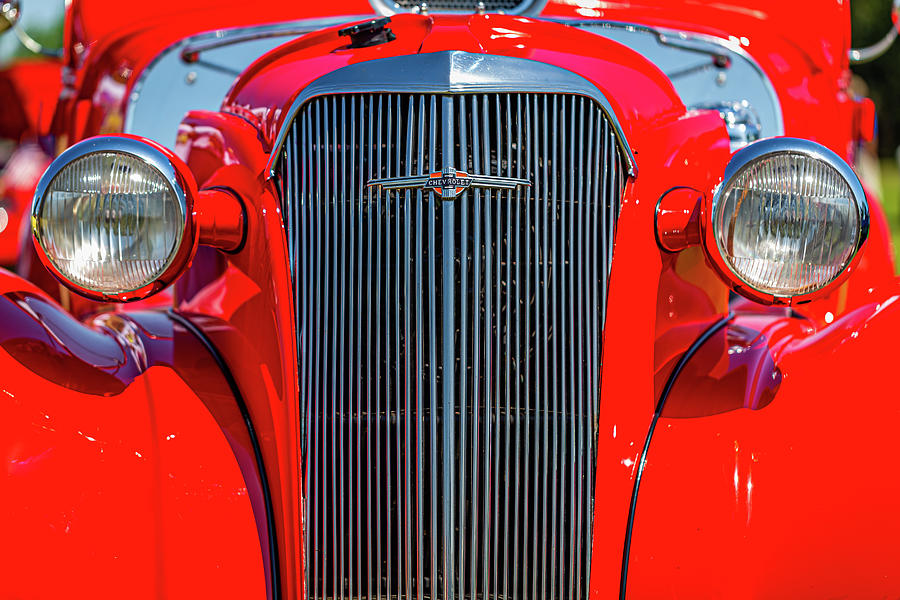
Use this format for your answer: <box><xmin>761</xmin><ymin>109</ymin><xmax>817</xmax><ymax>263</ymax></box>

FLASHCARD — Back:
<box><xmin>850</xmin><ymin>28</ymin><xmax>898</xmax><ymax>64</ymax></box>
<box><xmin>369</xmin><ymin>0</ymin><xmax>547</xmax><ymax>16</ymax></box>
<box><xmin>711</xmin><ymin>137</ymin><xmax>870</xmax><ymax>298</ymax></box>
<box><xmin>267</xmin><ymin>50</ymin><xmax>636</xmax><ymax>177</ymax></box>
<box><xmin>32</xmin><ymin>136</ymin><xmax>189</xmax><ymax>295</ymax></box>
<box><xmin>123</xmin><ymin>15</ymin><xmax>370</xmax><ymax>137</ymax></box>
<box><xmin>849</xmin><ymin>0</ymin><xmax>900</xmax><ymax>64</ymax></box>
<box><xmin>690</xmin><ymin>100</ymin><xmax>761</xmax><ymax>151</ymax></box>
<box><xmin>368</xmin><ymin>171</ymin><xmax>531</xmax><ymax>198</ymax></box>
<box><xmin>548</xmin><ymin>17</ymin><xmax>785</xmax><ymax>137</ymax></box>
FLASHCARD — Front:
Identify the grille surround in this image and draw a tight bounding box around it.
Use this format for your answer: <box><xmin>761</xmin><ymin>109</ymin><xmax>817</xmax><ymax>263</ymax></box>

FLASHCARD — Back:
<box><xmin>272</xmin><ymin>52</ymin><xmax>632</xmax><ymax>600</ymax></box>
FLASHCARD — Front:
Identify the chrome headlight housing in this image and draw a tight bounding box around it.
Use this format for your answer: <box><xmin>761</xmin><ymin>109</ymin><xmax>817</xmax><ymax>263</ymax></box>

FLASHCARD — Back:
<box><xmin>32</xmin><ymin>136</ymin><xmax>198</xmax><ymax>301</ymax></box>
<box><xmin>708</xmin><ymin>137</ymin><xmax>869</xmax><ymax>304</ymax></box>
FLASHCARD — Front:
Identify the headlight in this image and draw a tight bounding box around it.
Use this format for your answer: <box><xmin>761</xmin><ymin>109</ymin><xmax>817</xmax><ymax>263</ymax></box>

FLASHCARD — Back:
<box><xmin>32</xmin><ymin>136</ymin><xmax>198</xmax><ymax>301</ymax></box>
<box><xmin>709</xmin><ymin>138</ymin><xmax>868</xmax><ymax>304</ymax></box>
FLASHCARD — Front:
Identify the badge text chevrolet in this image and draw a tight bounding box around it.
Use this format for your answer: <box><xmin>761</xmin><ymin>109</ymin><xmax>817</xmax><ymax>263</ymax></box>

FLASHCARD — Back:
<box><xmin>2</xmin><ymin>0</ymin><xmax>900</xmax><ymax>598</ymax></box>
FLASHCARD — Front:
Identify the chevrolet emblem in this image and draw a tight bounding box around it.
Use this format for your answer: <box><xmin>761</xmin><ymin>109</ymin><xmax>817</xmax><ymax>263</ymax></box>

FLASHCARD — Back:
<box><xmin>367</xmin><ymin>169</ymin><xmax>531</xmax><ymax>199</ymax></box>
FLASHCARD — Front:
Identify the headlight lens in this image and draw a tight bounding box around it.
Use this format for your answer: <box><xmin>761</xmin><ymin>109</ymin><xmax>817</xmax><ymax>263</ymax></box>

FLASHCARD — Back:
<box><xmin>33</xmin><ymin>137</ymin><xmax>191</xmax><ymax>298</ymax></box>
<box><xmin>712</xmin><ymin>139</ymin><xmax>868</xmax><ymax>300</ymax></box>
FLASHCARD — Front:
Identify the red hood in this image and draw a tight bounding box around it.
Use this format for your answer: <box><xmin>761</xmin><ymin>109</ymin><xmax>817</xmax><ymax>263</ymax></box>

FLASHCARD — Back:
<box><xmin>223</xmin><ymin>14</ymin><xmax>685</xmax><ymax>153</ymax></box>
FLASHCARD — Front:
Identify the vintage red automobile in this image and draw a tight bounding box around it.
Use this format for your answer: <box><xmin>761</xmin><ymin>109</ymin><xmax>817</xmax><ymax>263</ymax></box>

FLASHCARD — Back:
<box><xmin>2</xmin><ymin>0</ymin><xmax>899</xmax><ymax>598</ymax></box>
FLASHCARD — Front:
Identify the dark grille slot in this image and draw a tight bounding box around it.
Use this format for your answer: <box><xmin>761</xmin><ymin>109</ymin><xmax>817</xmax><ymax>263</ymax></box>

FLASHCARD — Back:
<box><xmin>279</xmin><ymin>91</ymin><xmax>625</xmax><ymax>600</ymax></box>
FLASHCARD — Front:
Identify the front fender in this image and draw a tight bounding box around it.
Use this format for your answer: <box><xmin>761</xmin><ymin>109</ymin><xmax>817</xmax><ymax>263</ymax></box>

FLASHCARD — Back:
<box><xmin>626</xmin><ymin>286</ymin><xmax>900</xmax><ymax>598</ymax></box>
<box><xmin>0</xmin><ymin>270</ymin><xmax>267</xmax><ymax>599</ymax></box>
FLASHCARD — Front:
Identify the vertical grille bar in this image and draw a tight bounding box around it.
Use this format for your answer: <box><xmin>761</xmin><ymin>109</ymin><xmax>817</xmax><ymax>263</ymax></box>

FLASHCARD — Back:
<box><xmin>528</xmin><ymin>91</ymin><xmax>540</xmax><ymax>600</ymax></box>
<box><xmin>549</xmin><ymin>92</ymin><xmax>560</xmax><ymax>600</ymax></box>
<box><xmin>480</xmin><ymin>92</ymin><xmax>493</xmax><ymax>600</ymax></box>
<box><xmin>403</xmin><ymin>93</ymin><xmax>414</xmax><ymax>600</ymax></box>
<box><xmin>468</xmin><ymin>93</ymin><xmax>483</xmax><ymax>600</ymax></box>
<box><xmin>374</xmin><ymin>93</ymin><xmax>384</xmax><ymax>600</ymax></box>
<box><xmin>351</xmin><ymin>94</ymin><xmax>361</xmax><ymax>600</ymax></box>
<box><xmin>427</xmin><ymin>93</ymin><xmax>439</xmax><ymax>600</ymax></box>
<box><xmin>539</xmin><ymin>93</ymin><xmax>551</xmax><ymax>600</ymax></box>
<box><xmin>283</xmin><ymin>91</ymin><xmax>625</xmax><ymax>600</ymax></box>
<box><xmin>456</xmin><ymin>93</ymin><xmax>469</xmax><ymax>600</ymax></box>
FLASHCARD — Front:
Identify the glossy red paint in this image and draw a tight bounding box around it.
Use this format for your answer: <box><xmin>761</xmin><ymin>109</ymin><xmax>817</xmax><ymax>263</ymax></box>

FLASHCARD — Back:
<box><xmin>0</xmin><ymin>269</ymin><xmax>269</xmax><ymax>598</ymax></box>
<box><xmin>655</xmin><ymin>187</ymin><xmax>703</xmax><ymax>253</ymax></box>
<box><xmin>225</xmin><ymin>13</ymin><xmax>686</xmax><ymax>149</ymax></box>
<box><xmin>196</xmin><ymin>187</ymin><xmax>247</xmax><ymax>252</ymax></box>
<box><xmin>592</xmin><ymin>107</ymin><xmax>732</xmax><ymax>600</ymax></box>
<box><xmin>175</xmin><ymin>109</ymin><xmax>303</xmax><ymax>600</ymax></box>
<box><xmin>0</xmin><ymin>142</ymin><xmax>50</xmax><ymax>264</ymax></box>
<box><xmin>6</xmin><ymin>2</ymin><xmax>900</xmax><ymax>600</ymax></box>
<box><xmin>626</xmin><ymin>292</ymin><xmax>900</xmax><ymax>598</ymax></box>
<box><xmin>0</xmin><ymin>58</ymin><xmax>60</xmax><ymax>140</ymax></box>
<box><xmin>542</xmin><ymin>1</ymin><xmax>859</xmax><ymax>159</ymax></box>
<box><xmin>0</xmin><ymin>59</ymin><xmax>60</xmax><ymax>265</ymax></box>
<box><xmin>55</xmin><ymin>0</ymin><xmax>373</xmax><ymax>150</ymax></box>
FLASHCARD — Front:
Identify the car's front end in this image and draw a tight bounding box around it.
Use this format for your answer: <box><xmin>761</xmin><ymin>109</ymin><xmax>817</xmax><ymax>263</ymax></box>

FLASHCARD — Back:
<box><xmin>3</xmin><ymin>2</ymin><xmax>900</xmax><ymax>599</ymax></box>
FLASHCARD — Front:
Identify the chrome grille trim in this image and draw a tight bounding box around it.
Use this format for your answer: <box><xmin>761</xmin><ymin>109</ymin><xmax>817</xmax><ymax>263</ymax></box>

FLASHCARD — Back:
<box><xmin>266</xmin><ymin>51</ymin><xmax>636</xmax><ymax>179</ymax></box>
<box><xmin>275</xmin><ymin>54</ymin><xmax>629</xmax><ymax>600</ymax></box>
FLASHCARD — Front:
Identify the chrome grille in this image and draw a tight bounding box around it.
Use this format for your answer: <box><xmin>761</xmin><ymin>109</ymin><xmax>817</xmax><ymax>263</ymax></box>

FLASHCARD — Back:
<box><xmin>278</xmin><ymin>91</ymin><xmax>625</xmax><ymax>600</ymax></box>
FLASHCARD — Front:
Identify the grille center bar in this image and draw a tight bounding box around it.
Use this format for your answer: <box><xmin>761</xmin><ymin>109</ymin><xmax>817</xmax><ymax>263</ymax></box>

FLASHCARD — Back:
<box><xmin>439</xmin><ymin>95</ymin><xmax>457</xmax><ymax>600</ymax></box>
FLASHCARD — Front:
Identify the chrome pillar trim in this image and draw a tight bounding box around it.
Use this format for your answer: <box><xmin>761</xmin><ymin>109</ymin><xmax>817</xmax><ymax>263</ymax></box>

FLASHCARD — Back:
<box><xmin>266</xmin><ymin>50</ymin><xmax>636</xmax><ymax>177</ymax></box>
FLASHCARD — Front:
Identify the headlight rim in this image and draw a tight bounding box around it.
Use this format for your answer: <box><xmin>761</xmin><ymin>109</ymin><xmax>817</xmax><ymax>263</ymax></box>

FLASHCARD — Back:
<box><xmin>706</xmin><ymin>136</ymin><xmax>870</xmax><ymax>305</ymax></box>
<box><xmin>31</xmin><ymin>135</ymin><xmax>198</xmax><ymax>302</ymax></box>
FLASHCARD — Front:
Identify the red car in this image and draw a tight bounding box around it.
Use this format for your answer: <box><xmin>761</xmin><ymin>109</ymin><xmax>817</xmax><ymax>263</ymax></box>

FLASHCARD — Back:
<box><xmin>2</xmin><ymin>0</ymin><xmax>899</xmax><ymax>598</ymax></box>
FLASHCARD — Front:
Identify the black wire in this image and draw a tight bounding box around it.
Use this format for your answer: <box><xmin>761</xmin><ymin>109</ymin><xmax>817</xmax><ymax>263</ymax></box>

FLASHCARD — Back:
<box><xmin>619</xmin><ymin>313</ymin><xmax>734</xmax><ymax>599</ymax></box>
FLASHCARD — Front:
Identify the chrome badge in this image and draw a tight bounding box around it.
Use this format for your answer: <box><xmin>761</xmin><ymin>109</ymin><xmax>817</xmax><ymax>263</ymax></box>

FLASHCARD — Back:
<box><xmin>368</xmin><ymin>168</ymin><xmax>530</xmax><ymax>199</ymax></box>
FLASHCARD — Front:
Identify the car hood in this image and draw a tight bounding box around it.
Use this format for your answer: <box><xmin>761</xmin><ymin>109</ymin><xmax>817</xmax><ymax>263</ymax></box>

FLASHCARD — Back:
<box><xmin>223</xmin><ymin>13</ymin><xmax>686</xmax><ymax>153</ymax></box>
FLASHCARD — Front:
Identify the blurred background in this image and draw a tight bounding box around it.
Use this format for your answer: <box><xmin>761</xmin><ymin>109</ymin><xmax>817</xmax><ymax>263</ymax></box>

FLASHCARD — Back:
<box><xmin>851</xmin><ymin>0</ymin><xmax>900</xmax><ymax>266</ymax></box>
<box><xmin>1</xmin><ymin>0</ymin><xmax>899</xmax><ymax>263</ymax></box>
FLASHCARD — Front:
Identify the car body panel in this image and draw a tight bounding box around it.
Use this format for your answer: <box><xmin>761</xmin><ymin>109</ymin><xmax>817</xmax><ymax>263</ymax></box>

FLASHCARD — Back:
<box><xmin>0</xmin><ymin>269</ymin><xmax>270</xmax><ymax>598</ymax></box>
<box><xmin>4</xmin><ymin>1</ymin><xmax>900</xmax><ymax>599</ymax></box>
<box><xmin>627</xmin><ymin>292</ymin><xmax>900</xmax><ymax>597</ymax></box>
<box><xmin>175</xmin><ymin>108</ymin><xmax>304</xmax><ymax>599</ymax></box>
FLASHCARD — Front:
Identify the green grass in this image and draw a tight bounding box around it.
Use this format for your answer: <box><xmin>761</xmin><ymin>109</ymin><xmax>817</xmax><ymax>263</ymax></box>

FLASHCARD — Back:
<box><xmin>879</xmin><ymin>158</ymin><xmax>900</xmax><ymax>270</ymax></box>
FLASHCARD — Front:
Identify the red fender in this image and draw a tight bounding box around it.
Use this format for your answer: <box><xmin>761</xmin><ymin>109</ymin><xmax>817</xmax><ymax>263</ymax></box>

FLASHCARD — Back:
<box><xmin>626</xmin><ymin>283</ymin><xmax>900</xmax><ymax>598</ymax></box>
<box><xmin>0</xmin><ymin>269</ymin><xmax>268</xmax><ymax>599</ymax></box>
